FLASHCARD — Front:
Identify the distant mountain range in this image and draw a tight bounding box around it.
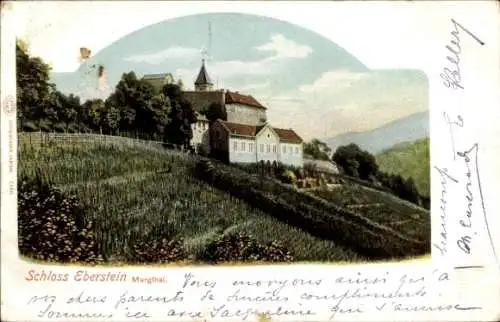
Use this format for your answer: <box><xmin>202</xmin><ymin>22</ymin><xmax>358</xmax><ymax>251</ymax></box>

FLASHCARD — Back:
<box><xmin>323</xmin><ymin>110</ymin><xmax>429</xmax><ymax>154</ymax></box>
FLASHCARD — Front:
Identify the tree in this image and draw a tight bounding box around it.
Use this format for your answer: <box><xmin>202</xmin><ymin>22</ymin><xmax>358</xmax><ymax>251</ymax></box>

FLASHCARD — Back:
<box><xmin>63</xmin><ymin>93</ymin><xmax>81</xmax><ymax>132</ymax></box>
<box><xmin>163</xmin><ymin>84</ymin><xmax>196</xmax><ymax>149</ymax></box>
<box><xmin>149</xmin><ymin>93</ymin><xmax>170</xmax><ymax>140</ymax></box>
<box><xmin>102</xmin><ymin>95</ymin><xmax>121</xmax><ymax>134</ymax></box>
<box><xmin>303</xmin><ymin>139</ymin><xmax>331</xmax><ymax>160</ymax></box>
<box><xmin>110</xmin><ymin>71</ymin><xmax>169</xmax><ymax>138</ymax></box>
<box><xmin>47</xmin><ymin>91</ymin><xmax>81</xmax><ymax>132</ymax></box>
<box><xmin>332</xmin><ymin>143</ymin><xmax>378</xmax><ymax>180</ymax></box>
<box><xmin>201</xmin><ymin>102</ymin><xmax>227</xmax><ymax>123</ymax></box>
<box><xmin>132</xmin><ymin>80</ymin><xmax>158</xmax><ymax>137</ymax></box>
<box><xmin>82</xmin><ymin>99</ymin><xmax>106</xmax><ymax>133</ymax></box>
<box><xmin>112</xmin><ymin>72</ymin><xmax>140</xmax><ymax>132</ymax></box>
<box><xmin>402</xmin><ymin>177</ymin><xmax>420</xmax><ymax>204</ymax></box>
<box><xmin>16</xmin><ymin>39</ymin><xmax>54</xmax><ymax>131</ymax></box>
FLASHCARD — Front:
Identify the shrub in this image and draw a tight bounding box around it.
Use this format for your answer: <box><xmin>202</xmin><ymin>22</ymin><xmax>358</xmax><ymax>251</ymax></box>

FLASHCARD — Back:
<box><xmin>18</xmin><ymin>176</ymin><xmax>101</xmax><ymax>263</ymax></box>
<box><xmin>295</xmin><ymin>168</ymin><xmax>305</xmax><ymax>180</ymax></box>
<box><xmin>280</xmin><ymin>170</ymin><xmax>296</xmax><ymax>184</ymax></box>
<box><xmin>131</xmin><ymin>237</ymin><xmax>186</xmax><ymax>263</ymax></box>
<box><xmin>22</xmin><ymin>121</ymin><xmax>39</xmax><ymax>132</ymax></box>
<box><xmin>200</xmin><ymin>232</ymin><xmax>294</xmax><ymax>263</ymax></box>
<box><xmin>304</xmin><ymin>163</ymin><xmax>318</xmax><ymax>177</ymax></box>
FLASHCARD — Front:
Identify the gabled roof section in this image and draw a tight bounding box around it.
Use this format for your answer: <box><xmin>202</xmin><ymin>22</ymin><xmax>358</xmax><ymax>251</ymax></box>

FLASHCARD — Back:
<box><xmin>218</xmin><ymin>121</ymin><xmax>301</xmax><ymax>143</ymax></box>
<box><xmin>225</xmin><ymin>91</ymin><xmax>267</xmax><ymax>110</ymax></box>
<box><xmin>194</xmin><ymin>60</ymin><xmax>213</xmax><ymax>85</ymax></box>
<box><xmin>219</xmin><ymin>121</ymin><xmax>260</xmax><ymax>137</ymax></box>
<box><xmin>273</xmin><ymin>127</ymin><xmax>303</xmax><ymax>143</ymax></box>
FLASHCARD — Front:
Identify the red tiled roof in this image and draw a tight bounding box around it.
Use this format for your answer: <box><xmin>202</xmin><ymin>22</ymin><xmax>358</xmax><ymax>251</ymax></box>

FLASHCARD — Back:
<box><xmin>220</xmin><ymin>121</ymin><xmax>303</xmax><ymax>143</ymax></box>
<box><xmin>225</xmin><ymin>91</ymin><xmax>266</xmax><ymax>110</ymax></box>
<box><xmin>221</xmin><ymin>121</ymin><xmax>260</xmax><ymax>137</ymax></box>
<box><xmin>273</xmin><ymin>127</ymin><xmax>303</xmax><ymax>143</ymax></box>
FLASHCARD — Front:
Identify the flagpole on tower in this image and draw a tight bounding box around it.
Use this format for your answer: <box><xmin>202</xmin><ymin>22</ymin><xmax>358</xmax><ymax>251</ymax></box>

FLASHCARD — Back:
<box><xmin>208</xmin><ymin>21</ymin><xmax>212</xmax><ymax>62</ymax></box>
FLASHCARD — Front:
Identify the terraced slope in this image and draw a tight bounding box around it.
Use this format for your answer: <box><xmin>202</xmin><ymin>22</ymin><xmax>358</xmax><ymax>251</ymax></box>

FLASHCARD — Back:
<box><xmin>19</xmin><ymin>139</ymin><xmax>367</xmax><ymax>263</ymax></box>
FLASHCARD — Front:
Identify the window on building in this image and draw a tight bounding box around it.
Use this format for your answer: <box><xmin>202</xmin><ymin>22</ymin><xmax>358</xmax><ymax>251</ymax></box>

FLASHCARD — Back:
<box><xmin>266</xmin><ymin>144</ymin><xmax>270</xmax><ymax>153</ymax></box>
<box><xmin>295</xmin><ymin>147</ymin><xmax>299</xmax><ymax>154</ymax></box>
<box><xmin>241</xmin><ymin>142</ymin><xmax>246</xmax><ymax>151</ymax></box>
<box><xmin>234</xmin><ymin>141</ymin><xmax>238</xmax><ymax>151</ymax></box>
<box><xmin>288</xmin><ymin>146</ymin><xmax>293</xmax><ymax>154</ymax></box>
<box><xmin>249</xmin><ymin>143</ymin><xmax>254</xmax><ymax>153</ymax></box>
<box><xmin>282</xmin><ymin>145</ymin><xmax>286</xmax><ymax>154</ymax></box>
<box><xmin>272</xmin><ymin>145</ymin><xmax>277</xmax><ymax>153</ymax></box>
<box><xmin>260</xmin><ymin>144</ymin><xmax>264</xmax><ymax>152</ymax></box>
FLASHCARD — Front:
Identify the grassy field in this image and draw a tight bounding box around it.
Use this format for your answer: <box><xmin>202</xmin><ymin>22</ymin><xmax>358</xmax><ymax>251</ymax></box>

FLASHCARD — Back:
<box><xmin>19</xmin><ymin>141</ymin><xmax>367</xmax><ymax>263</ymax></box>
<box><xmin>376</xmin><ymin>137</ymin><xmax>430</xmax><ymax>196</ymax></box>
<box><xmin>310</xmin><ymin>184</ymin><xmax>429</xmax><ymax>241</ymax></box>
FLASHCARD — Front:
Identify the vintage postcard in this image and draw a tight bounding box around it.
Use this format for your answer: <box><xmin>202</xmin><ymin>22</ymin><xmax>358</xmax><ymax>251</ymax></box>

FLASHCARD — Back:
<box><xmin>1</xmin><ymin>1</ymin><xmax>499</xmax><ymax>321</ymax></box>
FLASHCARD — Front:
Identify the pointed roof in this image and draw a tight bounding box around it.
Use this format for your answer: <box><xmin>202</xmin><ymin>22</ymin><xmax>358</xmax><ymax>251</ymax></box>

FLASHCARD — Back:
<box><xmin>195</xmin><ymin>60</ymin><xmax>213</xmax><ymax>85</ymax></box>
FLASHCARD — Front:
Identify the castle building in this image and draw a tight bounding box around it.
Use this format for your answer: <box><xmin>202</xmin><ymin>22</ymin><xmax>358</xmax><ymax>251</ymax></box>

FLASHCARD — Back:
<box><xmin>146</xmin><ymin>60</ymin><xmax>304</xmax><ymax>166</ymax></box>
<box><xmin>142</xmin><ymin>73</ymin><xmax>175</xmax><ymax>93</ymax></box>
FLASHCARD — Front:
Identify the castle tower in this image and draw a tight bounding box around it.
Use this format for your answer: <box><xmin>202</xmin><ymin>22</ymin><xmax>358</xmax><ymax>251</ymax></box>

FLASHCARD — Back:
<box><xmin>194</xmin><ymin>59</ymin><xmax>214</xmax><ymax>92</ymax></box>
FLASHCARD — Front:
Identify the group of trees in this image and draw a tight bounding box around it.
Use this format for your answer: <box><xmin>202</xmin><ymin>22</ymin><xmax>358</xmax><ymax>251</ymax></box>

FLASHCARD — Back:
<box><xmin>332</xmin><ymin>143</ymin><xmax>426</xmax><ymax>208</ymax></box>
<box><xmin>303</xmin><ymin>139</ymin><xmax>332</xmax><ymax>161</ymax></box>
<box><xmin>16</xmin><ymin>40</ymin><xmax>197</xmax><ymax>148</ymax></box>
<box><xmin>304</xmin><ymin>139</ymin><xmax>427</xmax><ymax>208</ymax></box>
<box><xmin>17</xmin><ymin>40</ymin><xmax>81</xmax><ymax>133</ymax></box>
<box><xmin>332</xmin><ymin>143</ymin><xmax>378</xmax><ymax>180</ymax></box>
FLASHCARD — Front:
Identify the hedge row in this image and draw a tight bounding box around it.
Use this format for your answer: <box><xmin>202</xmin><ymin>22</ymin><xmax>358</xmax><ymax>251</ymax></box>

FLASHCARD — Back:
<box><xmin>199</xmin><ymin>233</ymin><xmax>294</xmax><ymax>263</ymax></box>
<box><xmin>194</xmin><ymin>159</ymin><xmax>430</xmax><ymax>259</ymax></box>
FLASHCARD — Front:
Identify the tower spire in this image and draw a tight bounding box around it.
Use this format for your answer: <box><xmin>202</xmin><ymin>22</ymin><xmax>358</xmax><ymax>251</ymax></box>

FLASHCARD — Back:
<box><xmin>194</xmin><ymin>22</ymin><xmax>214</xmax><ymax>91</ymax></box>
<box><xmin>194</xmin><ymin>59</ymin><xmax>213</xmax><ymax>91</ymax></box>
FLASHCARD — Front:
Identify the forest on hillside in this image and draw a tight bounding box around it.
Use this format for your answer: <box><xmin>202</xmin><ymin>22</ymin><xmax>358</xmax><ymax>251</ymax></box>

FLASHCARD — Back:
<box><xmin>16</xmin><ymin>40</ymin><xmax>196</xmax><ymax>149</ymax></box>
<box><xmin>376</xmin><ymin>138</ymin><xmax>430</xmax><ymax>197</ymax></box>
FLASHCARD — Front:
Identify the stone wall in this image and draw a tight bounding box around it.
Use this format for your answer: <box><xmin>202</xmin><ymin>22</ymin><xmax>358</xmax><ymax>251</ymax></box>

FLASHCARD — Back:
<box><xmin>226</xmin><ymin>103</ymin><xmax>266</xmax><ymax>125</ymax></box>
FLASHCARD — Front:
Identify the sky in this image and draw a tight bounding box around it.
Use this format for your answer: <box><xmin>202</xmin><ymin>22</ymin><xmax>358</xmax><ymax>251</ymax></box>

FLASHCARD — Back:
<box><xmin>6</xmin><ymin>1</ymin><xmax>497</xmax><ymax>140</ymax></box>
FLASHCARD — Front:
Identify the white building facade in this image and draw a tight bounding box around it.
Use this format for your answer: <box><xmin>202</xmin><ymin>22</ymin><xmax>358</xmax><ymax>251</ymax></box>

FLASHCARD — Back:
<box><xmin>211</xmin><ymin>120</ymin><xmax>303</xmax><ymax>167</ymax></box>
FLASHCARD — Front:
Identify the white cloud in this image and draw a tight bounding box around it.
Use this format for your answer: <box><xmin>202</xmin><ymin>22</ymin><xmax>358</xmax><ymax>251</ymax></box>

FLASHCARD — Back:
<box><xmin>175</xmin><ymin>60</ymin><xmax>278</xmax><ymax>88</ymax></box>
<box><xmin>175</xmin><ymin>35</ymin><xmax>313</xmax><ymax>87</ymax></box>
<box><xmin>255</xmin><ymin>34</ymin><xmax>313</xmax><ymax>59</ymax></box>
<box><xmin>299</xmin><ymin>69</ymin><xmax>370</xmax><ymax>93</ymax></box>
<box><xmin>123</xmin><ymin>46</ymin><xmax>200</xmax><ymax>64</ymax></box>
<box><xmin>237</xmin><ymin>81</ymin><xmax>270</xmax><ymax>91</ymax></box>
<box><xmin>264</xmin><ymin>69</ymin><xmax>428</xmax><ymax>140</ymax></box>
